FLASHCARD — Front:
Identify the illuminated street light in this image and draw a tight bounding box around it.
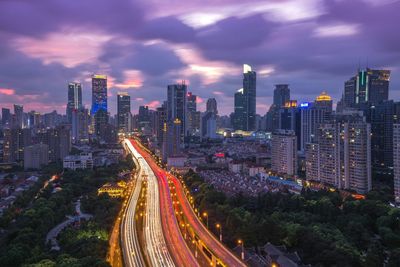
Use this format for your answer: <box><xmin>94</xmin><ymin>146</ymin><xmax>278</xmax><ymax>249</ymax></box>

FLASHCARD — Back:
<box><xmin>238</xmin><ymin>239</ymin><xmax>244</xmax><ymax>260</ymax></box>
<box><xmin>216</xmin><ymin>223</ymin><xmax>222</xmax><ymax>242</ymax></box>
<box><xmin>203</xmin><ymin>212</ymin><xmax>209</xmax><ymax>229</ymax></box>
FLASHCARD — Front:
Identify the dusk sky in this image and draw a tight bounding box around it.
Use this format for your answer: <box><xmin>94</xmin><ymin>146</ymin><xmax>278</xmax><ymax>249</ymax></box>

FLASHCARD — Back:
<box><xmin>1</xmin><ymin>0</ymin><xmax>400</xmax><ymax>115</ymax></box>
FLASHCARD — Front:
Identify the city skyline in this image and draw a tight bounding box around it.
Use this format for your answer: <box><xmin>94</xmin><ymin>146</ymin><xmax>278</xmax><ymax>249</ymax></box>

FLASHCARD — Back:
<box><xmin>1</xmin><ymin>0</ymin><xmax>400</xmax><ymax>115</ymax></box>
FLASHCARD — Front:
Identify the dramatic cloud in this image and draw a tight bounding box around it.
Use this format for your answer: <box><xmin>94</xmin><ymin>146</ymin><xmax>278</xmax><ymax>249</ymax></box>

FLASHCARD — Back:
<box><xmin>1</xmin><ymin>0</ymin><xmax>400</xmax><ymax>115</ymax></box>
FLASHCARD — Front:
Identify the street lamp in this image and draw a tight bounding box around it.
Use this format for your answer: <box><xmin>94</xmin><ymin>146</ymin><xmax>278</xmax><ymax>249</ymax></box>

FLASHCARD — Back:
<box><xmin>238</xmin><ymin>239</ymin><xmax>244</xmax><ymax>260</ymax></box>
<box><xmin>203</xmin><ymin>212</ymin><xmax>209</xmax><ymax>229</ymax></box>
<box><xmin>216</xmin><ymin>223</ymin><xmax>222</xmax><ymax>242</ymax></box>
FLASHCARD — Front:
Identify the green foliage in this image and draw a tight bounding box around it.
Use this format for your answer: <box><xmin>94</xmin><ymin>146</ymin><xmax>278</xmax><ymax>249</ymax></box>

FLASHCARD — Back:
<box><xmin>0</xmin><ymin>159</ymin><xmax>130</xmax><ymax>267</ymax></box>
<box><xmin>183</xmin><ymin>170</ymin><xmax>400</xmax><ymax>266</ymax></box>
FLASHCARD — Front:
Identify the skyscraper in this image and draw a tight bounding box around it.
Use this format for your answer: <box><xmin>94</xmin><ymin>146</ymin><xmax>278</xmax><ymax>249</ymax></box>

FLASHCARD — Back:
<box><xmin>342</xmin><ymin>68</ymin><xmax>390</xmax><ymax>108</ymax></box>
<box><xmin>162</xmin><ymin>119</ymin><xmax>182</xmax><ymax>161</ymax></box>
<box><xmin>300</xmin><ymin>92</ymin><xmax>333</xmax><ymax>151</ymax></box>
<box><xmin>273</xmin><ymin>84</ymin><xmax>290</xmax><ymax>107</ymax></box>
<box><xmin>167</xmin><ymin>82</ymin><xmax>187</xmax><ymax>138</ymax></box>
<box><xmin>117</xmin><ymin>92</ymin><xmax>131</xmax><ymax>133</ymax></box>
<box><xmin>206</xmin><ymin>98</ymin><xmax>218</xmax><ymax>115</ymax></box>
<box><xmin>155</xmin><ymin>104</ymin><xmax>167</xmax><ymax>147</ymax></box>
<box><xmin>66</xmin><ymin>82</ymin><xmax>82</xmax><ymax>123</ymax></box>
<box><xmin>234</xmin><ymin>64</ymin><xmax>257</xmax><ymax>131</ymax></box>
<box><xmin>14</xmin><ymin>104</ymin><xmax>24</xmax><ymax>129</ymax></box>
<box><xmin>186</xmin><ymin>92</ymin><xmax>200</xmax><ymax>136</ymax></box>
<box><xmin>271</xmin><ymin>129</ymin><xmax>297</xmax><ymax>175</ymax></box>
<box><xmin>91</xmin><ymin>75</ymin><xmax>108</xmax><ymax>115</ymax></box>
<box><xmin>393</xmin><ymin>124</ymin><xmax>400</xmax><ymax>203</ymax></box>
<box><xmin>233</xmin><ymin>88</ymin><xmax>245</xmax><ymax>130</ymax></box>
<box><xmin>201</xmin><ymin>112</ymin><xmax>217</xmax><ymax>139</ymax></box>
<box><xmin>71</xmin><ymin>108</ymin><xmax>89</xmax><ymax>144</ymax></box>
<box><xmin>2</xmin><ymin>108</ymin><xmax>11</xmax><ymax>127</ymax></box>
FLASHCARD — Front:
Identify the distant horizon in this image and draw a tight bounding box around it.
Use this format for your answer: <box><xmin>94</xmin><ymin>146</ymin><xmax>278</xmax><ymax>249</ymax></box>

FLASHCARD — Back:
<box><xmin>1</xmin><ymin>0</ymin><xmax>400</xmax><ymax>115</ymax></box>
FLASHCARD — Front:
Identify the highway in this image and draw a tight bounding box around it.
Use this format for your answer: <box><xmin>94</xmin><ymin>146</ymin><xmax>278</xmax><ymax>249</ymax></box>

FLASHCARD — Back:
<box><xmin>123</xmin><ymin>139</ymin><xmax>176</xmax><ymax>267</ymax></box>
<box><xmin>120</xmin><ymin>139</ymin><xmax>146</xmax><ymax>266</ymax></box>
<box><xmin>130</xmin><ymin>140</ymin><xmax>200</xmax><ymax>267</ymax></box>
<box><xmin>131</xmin><ymin>139</ymin><xmax>246</xmax><ymax>267</ymax></box>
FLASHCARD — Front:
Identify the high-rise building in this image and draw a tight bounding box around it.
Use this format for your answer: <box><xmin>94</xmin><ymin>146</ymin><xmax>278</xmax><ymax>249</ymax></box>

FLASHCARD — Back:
<box><xmin>162</xmin><ymin>119</ymin><xmax>182</xmax><ymax>161</ymax></box>
<box><xmin>167</xmin><ymin>82</ymin><xmax>187</xmax><ymax>138</ymax></box>
<box><xmin>271</xmin><ymin>130</ymin><xmax>297</xmax><ymax>175</ymax></box>
<box><xmin>71</xmin><ymin>108</ymin><xmax>89</xmax><ymax>144</ymax></box>
<box><xmin>305</xmin><ymin>111</ymin><xmax>372</xmax><ymax>193</ymax></box>
<box><xmin>233</xmin><ymin>64</ymin><xmax>257</xmax><ymax>131</ymax></box>
<box><xmin>233</xmin><ymin>88</ymin><xmax>246</xmax><ymax>130</ymax></box>
<box><xmin>66</xmin><ymin>82</ymin><xmax>83</xmax><ymax>123</ymax></box>
<box><xmin>2</xmin><ymin>128</ymin><xmax>31</xmax><ymax>162</ymax></box>
<box><xmin>369</xmin><ymin>101</ymin><xmax>400</xmax><ymax>176</ymax></box>
<box><xmin>2</xmin><ymin>108</ymin><xmax>11</xmax><ymax>127</ymax></box>
<box><xmin>273</xmin><ymin>84</ymin><xmax>290</xmax><ymax>107</ymax></box>
<box><xmin>342</xmin><ymin>68</ymin><xmax>390</xmax><ymax>109</ymax></box>
<box><xmin>186</xmin><ymin>92</ymin><xmax>200</xmax><ymax>136</ymax></box>
<box><xmin>24</xmin><ymin>143</ymin><xmax>49</xmax><ymax>169</ymax></box>
<box><xmin>300</xmin><ymin>92</ymin><xmax>333</xmax><ymax>151</ymax></box>
<box><xmin>155</xmin><ymin>104</ymin><xmax>167</xmax><ymax>147</ymax></box>
<box><xmin>91</xmin><ymin>75</ymin><xmax>107</xmax><ymax>115</ymax></box>
<box><xmin>42</xmin><ymin>126</ymin><xmax>71</xmax><ymax>162</ymax></box>
<box><xmin>14</xmin><ymin>104</ymin><xmax>24</xmax><ymax>129</ymax></box>
<box><xmin>206</xmin><ymin>98</ymin><xmax>218</xmax><ymax>115</ymax></box>
<box><xmin>117</xmin><ymin>92</ymin><xmax>131</xmax><ymax>133</ymax></box>
<box><xmin>393</xmin><ymin>124</ymin><xmax>400</xmax><ymax>203</ymax></box>
<box><xmin>201</xmin><ymin>112</ymin><xmax>217</xmax><ymax>139</ymax></box>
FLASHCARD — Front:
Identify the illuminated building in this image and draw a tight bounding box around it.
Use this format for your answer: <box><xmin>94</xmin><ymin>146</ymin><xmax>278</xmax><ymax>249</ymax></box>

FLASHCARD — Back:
<box><xmin>117</xmin><ymin>92</ymin><xmax>131</xmax><ymax>133</ymax></box>
<box><xmin>91</xmin><ymin>74</ymin><xmax>108</xmax><ymax>115</ymax></box>
<box><xmin>186</xmin><ymin>92</ymin><xmax>200</xmax><ymax>136</ymax></box>
<box><xmin>162</xmin><ymin>118</ymin><xmax>182</xmax><ymax>161</ymax></box>
<box><xmin>393</xmin><ymin>124</ymin><xmax>400</xmax><ymax>203</ymax></box>
<box><xmin>341</xmin><ymin>68</ymin><xmax>390</xmax><ymax>109</ymax></box>
<box><xmin>167</xmin><ymin>82</ymin><xmax>187</xmax><ymax>138</ymax></box>
<box><xmin>66</xmin><ymin>82</ymin><xmax>82</xmax><ymax>123</ymax></box>
<box><xmin>63</xmin><ymin>153</ymin><xmax>93</xmax><ymax>170</ymax></box>
<box><xmin>98</xmin><ymin>182</ymin><xmax>126</xmax><ymax>198</ymax></box>
<box><xmin>233</xmin><ymin>64</ymin><xmax>257</xmax><ymax>131</ymax></box>
<box><xmin>306</xmin><ymin>111</ymin><xmax>371</xmax><ymax>193</ymax></box>
<box><xmin>271</xmin><ymin>129</ymin><xmax>297</xmax><ymax>175</ymax></box>
<box><xmin>300</xmin><ymin>92</ymin><xmax>333</xmax><ymax>151</ymax></box>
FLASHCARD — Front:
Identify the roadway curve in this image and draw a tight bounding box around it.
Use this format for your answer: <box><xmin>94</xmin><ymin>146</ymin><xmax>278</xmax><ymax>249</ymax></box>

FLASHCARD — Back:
<box><xmin>129</xmin><ymin>140</ymin><xmax>200</xmax><ymax>267</ymax></box>
<box><xmin>131</xmin><ymin>139</ymin><xmax>246</xmax><ymax>267</ymax></box>
<box><xmin>120</xmin><ymin>140</ymin><xmax>146</xmax><ymax>266</ymax></box>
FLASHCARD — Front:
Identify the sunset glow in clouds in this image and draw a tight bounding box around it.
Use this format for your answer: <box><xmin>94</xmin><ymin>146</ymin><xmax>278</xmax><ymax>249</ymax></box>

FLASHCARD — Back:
<box><xmin>0</xmin><ymin>0</ymin><xmax>400</xmax><ymax>114</ymax></box>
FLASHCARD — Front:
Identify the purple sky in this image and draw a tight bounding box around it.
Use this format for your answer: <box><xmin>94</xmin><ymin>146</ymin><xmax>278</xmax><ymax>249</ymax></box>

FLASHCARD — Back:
<box><xmin>1</xmin><ymin>0</ymin><xmax>400</xmax><ymax>115</ymax></box>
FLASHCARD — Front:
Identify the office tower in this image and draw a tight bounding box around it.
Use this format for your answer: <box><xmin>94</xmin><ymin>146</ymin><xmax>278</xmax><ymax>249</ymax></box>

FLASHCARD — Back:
<box><xmin>71</xmin><ymin>108</ymin><xmax>89</xmax><ymax>144</ymax></box>
<box><xmin>155</xmin><ymin>105</ymin><xmax>167</xmax><ymax>147</ymax></box>
<box><xmin>117</xmin><ymin>92</ymin><xmax>131</xmax><ymax>133</ymax></box>
<box><xmin>186</xmin><ymin>92</ymin><xmax>200</xmax><ymax>136</ymax></box>
<box><xmin>91</xmin><ymin>75</ymin><xmax>107</xmax><ymax>115</ymax></box>
<box><xmin>66</xmin><ymin>82</ymin><xmax>83</xmax><ymax>123</ymax></box>
<box><xmin>206</xmin><ymin>98</ymin><xmax>218</xmax><ymax>115</ymax></box>
<box><xmin>300</xmin><ymin>92</ymin><xmax>333</xmax><ymax>151</ymax></box>
<box><xmin>167</xmin><ymin>82</ymin><xmax>187</xmax><ymax>138</ymax></box>
<box><xmin>274</xmin><ymin>84</ymin><xmax>290</xmax><ymax>107</ymax></box>
<box><xmin>369</xmin><ymin>101</ymin><xmax>400</xmax><ymax>176</ymax></box>
<box><xmin>342</xmin><ymin>68</ymin><xmax>390</xmax><ymax>109</ymax></box>
<box><xmin>201</xmin><ymin>112</ymin><xmax>217</xmax><ymax>139</ymax></box>
<box><xmin>279</xmin><ymin>100</ymin><xmax>301</xmax><ymax>149</ymax></box>
<box><xmin>24</xmin><ymin>143</ymin><xmax>49</xmax><ymax>169</ymax></box>
<box><xmin>233</xmin><ymin>88</ymin><xmax>246</xmax><ymax>130</ymax></box>
<box><xmin>393</xmin><ymin>124</ymin><xmax>400</xmax><ymax>203</ymax></box>
<box><xmin>14</xmin><ymin>104</ymin><xmax>24</xmax><ymax>129</ymax></box>
<box><xmin>266</xmin><ymin>84</ymin><xmax>291</xmax><ymax>132</ymax></box>
<box><xmin>271</xmin><ymin>130</ymin><xmax>297</xmax><ymax>175</ymax></box>
<box><xmin>2</xmin><ymin>108</ymin><xmax>11</xmax><ymax>127</ymax></box>
<box><xmin>162</xmin><ymin>119</ymin><xmax>182</xmax><ymax>161</ymax></box>
<box><xmin>233</xmin><ymin>64</ymin><xmax>257</xmax><ymax>131</ymax></box>
<box><xmin>305</xmin><ymin>111</ymin><xmax>371</xmax><ymax>193</ymax></box>
<box><xmin>94</xmin><ymin>109</ymin><xmax>109</xmax><ymax>139</ymax></box>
